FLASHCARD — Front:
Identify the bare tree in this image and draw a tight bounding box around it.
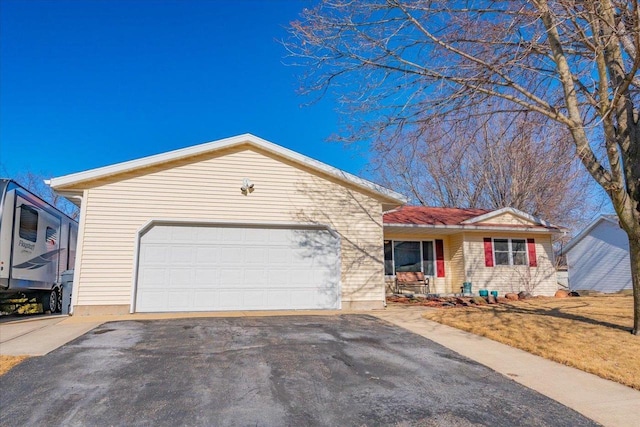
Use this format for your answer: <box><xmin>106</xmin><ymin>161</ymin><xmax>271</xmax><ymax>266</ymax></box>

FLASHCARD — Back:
<box><xmin>12</xmin><ymin>171</ymin><xmax>79</xmax><ymax>219</ymax></box>
<box><xmin>286</xmin><ymin>0</ymin><xmax>640</xmax><ymax>334</ymax></box>
<box><xmin>374</xmin><ymin>106</ymin><xmax>597</xmax><ymax>230</ymax></box>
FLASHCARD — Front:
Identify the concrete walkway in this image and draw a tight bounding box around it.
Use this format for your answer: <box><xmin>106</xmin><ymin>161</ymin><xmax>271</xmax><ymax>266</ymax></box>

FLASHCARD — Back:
<box><xmin>0</xmin><ymin>315</ymin><xmax>102</xmax><ymax>356</ymax></box>
<box><xmin>2</xmin><ymin>307</ymin><xmax>639</xmax><ymax>426</ymax></box>
<box><xmin>373</xmin><ymin>305</ymin><xmax>640</xmax><ymax>427</ymax></box>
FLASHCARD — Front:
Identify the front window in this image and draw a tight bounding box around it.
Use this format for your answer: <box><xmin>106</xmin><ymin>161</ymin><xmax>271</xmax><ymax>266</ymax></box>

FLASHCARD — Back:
<box><xmin>422</xmin><ymin>241</ymin><xmax>435</xmax><ymax>276</ymax></box>
<box><xmin>494</xmin><ymin>238</ymin><xmax>527</xmax><ymax>266</ymax></box>
<box><xmin>512</xmin><ymin>239</ymin><xmax>527</xmax><ymax>265</ymax></box>
<box><xmin>394</xmin><ymin>241</ymin><xmax>421</xmax><ymax>272</ymax></box>
<box><xmin>385</xmin><ymin>240</ymin><xmax>436</xmax><ymax>275</ymax></box>
<box><xmin>384</xmin><ymin>241</ymin><xmax>394</xmax><ymax>275</ymax></box>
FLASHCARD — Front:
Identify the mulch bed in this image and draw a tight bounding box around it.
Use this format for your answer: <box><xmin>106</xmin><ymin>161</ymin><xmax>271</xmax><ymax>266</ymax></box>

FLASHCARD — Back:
<box><xmin>387</xmin><ymin>294</ymin><xmax>511</xmax><ymax>308</ymax></box>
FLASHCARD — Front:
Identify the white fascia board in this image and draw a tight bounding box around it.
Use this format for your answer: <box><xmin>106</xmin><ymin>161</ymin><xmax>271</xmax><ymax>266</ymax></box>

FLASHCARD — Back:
<box><xmin>49</xmin><ymin>133</ymin><xmax>407</xmax><ymax>204</ymax></box>
<box><xmin>560</xmin><ymin>214</ymin><xmax>619</xmax><ymax>254</ymax></box>
<box><xmin>383</xmin><ymin>223</ymin><xmax>560</xmax><ymax>234</ymax></box>
<box><xmin>461</xmin><ymin>206</ymin><xmax>560</xmax><ymax>229</ymax></box>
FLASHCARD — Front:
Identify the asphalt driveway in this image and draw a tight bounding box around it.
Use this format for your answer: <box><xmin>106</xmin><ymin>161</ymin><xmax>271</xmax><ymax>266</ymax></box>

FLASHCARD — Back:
<box><xmin>0</xmin><ymin>315</ymin><xmax>597</xmax><ymax>426</ymax></box>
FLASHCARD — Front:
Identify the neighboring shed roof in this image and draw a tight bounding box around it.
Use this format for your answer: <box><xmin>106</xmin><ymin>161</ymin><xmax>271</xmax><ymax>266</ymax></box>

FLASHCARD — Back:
<box><xmin>48</xmin><ymin>133</ymin><xmax>407</xmax><ymax>207</ymax></box>
<box><xmin>384</xmin><ymin>206</ymin><xmax>564</xmax><ymax>233</ymax></box>
<box><xmin>560</xmin><ymin>214</ymin><xmax>620</xmax><ymax>254</ymax></box>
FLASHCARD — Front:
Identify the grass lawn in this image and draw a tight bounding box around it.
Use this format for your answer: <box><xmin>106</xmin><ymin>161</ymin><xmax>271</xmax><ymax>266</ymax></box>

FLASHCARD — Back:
<box><xmin>422</xmin><ymin>295</ymin><xmax>640</xmax><ymax>390</ymax></box>
<box><xmin>0</xmin><ymin>355</ymin><xmax>29</xmax><ymax>376</ymax></box>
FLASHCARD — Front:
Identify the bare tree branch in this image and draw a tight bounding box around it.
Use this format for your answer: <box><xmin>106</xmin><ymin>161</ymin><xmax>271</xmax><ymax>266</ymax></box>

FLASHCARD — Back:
<box><xmin>285</xmin><ymin>0</ymin><xmax>640</xmax><ymax>334</ymax></box>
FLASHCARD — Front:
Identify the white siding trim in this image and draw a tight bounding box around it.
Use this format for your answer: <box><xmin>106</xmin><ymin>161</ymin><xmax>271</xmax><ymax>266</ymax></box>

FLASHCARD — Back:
<box><xmin>384</xmin><ymin>223</ymin><xmax>559</xmax><ymax>233</ymax></box>
<box><xmin>69</xmin><ymin>190</ymin><xmax>88</xmax><ymax>314</ymax></box>
<box><xmin>129</xmin><ymin>219</ymin><xmax>342</xmax><ymax>313</ymax></box>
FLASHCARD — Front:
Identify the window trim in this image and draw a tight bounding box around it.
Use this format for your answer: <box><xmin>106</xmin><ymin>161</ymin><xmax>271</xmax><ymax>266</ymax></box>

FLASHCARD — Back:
<box><xmin>492</xmin><ymin>238</ymin><xmax>528</xmax><ymax>266</ymax></box>
<box><xmin>384</xmin><ymin>239</ymin><xmax>436</xmax><ymax>276</ymax></box>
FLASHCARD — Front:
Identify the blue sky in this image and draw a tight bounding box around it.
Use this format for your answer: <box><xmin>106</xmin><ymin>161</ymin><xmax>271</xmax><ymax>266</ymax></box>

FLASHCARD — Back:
<box><xmin>1</xmin><ymin>0</ymin><xmax>370</xmax><ymax>180</ymax></box>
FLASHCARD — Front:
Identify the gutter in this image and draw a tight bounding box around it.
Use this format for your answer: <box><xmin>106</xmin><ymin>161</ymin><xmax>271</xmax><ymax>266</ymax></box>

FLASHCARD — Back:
<box><xmin>384</xmin><ymin>223</ymin><xmax>566</xmax><ymax>234</ymax></box>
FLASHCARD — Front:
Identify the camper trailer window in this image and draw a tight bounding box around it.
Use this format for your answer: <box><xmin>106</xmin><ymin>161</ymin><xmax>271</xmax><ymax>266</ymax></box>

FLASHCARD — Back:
<box><xmin>46</xmin><ymin>227</ymin><xmax>58</xmax><ymax>246</ymax></box>
<box><xmin>19</xmin><ymin>205</ymin><xmax>38</xmax><ymax>242</ymax></box>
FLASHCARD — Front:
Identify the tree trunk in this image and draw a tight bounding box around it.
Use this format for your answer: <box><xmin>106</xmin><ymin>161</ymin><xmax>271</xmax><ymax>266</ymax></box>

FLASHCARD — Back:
<box><xmin>630</xmin><ymin>230</ymin><xmax>640</xmax><ymax>335</ymax></box>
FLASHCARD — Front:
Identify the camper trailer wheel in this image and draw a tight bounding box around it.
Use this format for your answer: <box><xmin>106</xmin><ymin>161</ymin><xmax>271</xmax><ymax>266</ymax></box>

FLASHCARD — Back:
<box><xmin>41</xmin><ymin>289</ymin><xmax>59</xmax><ymax>313</ymax></box>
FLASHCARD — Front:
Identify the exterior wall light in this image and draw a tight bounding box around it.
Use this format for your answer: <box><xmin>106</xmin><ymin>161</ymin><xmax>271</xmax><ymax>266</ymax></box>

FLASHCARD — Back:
<box><xmin>241</xmin><ymin>178</ymin><xmax>255</xmax><ymax>195</ymax></box>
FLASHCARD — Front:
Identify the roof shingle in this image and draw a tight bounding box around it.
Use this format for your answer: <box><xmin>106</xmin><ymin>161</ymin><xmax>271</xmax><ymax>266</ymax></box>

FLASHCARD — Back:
<box><xmin>383</xmin><ymin>206</ymin><xmax>490</xmax><ymax>225</ymax></box>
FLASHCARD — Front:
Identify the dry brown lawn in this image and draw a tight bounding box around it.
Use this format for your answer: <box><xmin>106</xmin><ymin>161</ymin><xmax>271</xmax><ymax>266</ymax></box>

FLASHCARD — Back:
<box><xmin>422</xmin><ymin>295</ymin><xmax>640</xmax><ymax>390</ymax></box>
<box><xmin>0</xmin><ymin>355</ymin><xmax>29</xmax><ymax>376</ymax></box>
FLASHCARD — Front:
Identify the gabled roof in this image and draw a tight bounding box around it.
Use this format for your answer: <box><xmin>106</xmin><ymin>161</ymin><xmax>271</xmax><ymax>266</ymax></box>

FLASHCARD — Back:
<box><xmin>560</xmin><ymin>214</ymin><xmax>619</xmax><ymax>254</ymax></box>
<box><xmin>460</xmin><ymin>207</ymin><xmax>556</xmax><ymax>228</ymax></box>
<box><xmin>383</xmin><ymin>206</ymin><xmax>489</xmax><ymax>225</ymax></box>
<box><xmin>48</xmin><ymin>133</ymin><xmax>407</xmax><ymax>205</ymax></box>
<box><xmin>384</xmin><ymin>206</ymin><xmax>564</xmax><ymax>233</ymax></box>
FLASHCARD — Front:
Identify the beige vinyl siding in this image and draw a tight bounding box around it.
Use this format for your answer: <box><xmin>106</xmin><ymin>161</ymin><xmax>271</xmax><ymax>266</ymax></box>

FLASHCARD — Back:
<box><xmin>447</xmin><ymin>233</ymin><xmax>465</xmax><ymax>294</ymax></box>
<box><xmin>72</xmin><ymin>147</ymin><xmax>385</xmax><ymax>308</ymax></box>
<box><xmin>463</xmin><ymin>232</ymin><xmax>557</xmax><ymax>296</ymax></box>
<box><xmin>480</xmin><ymin>212</ymin><xmax>533</xmax><ymax>225</ymax></box>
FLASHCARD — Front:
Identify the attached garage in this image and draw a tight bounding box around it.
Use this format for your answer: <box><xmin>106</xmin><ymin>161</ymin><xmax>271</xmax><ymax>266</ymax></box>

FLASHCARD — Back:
<box><xmin>135</xmin><ymin>223</ymin><xmax>341</xmax><ymax>312</ymax></box>
<box><xmin>49</xmin><ymin>134</ymin><xmax>406</xmax><ymax>315</ymax></box>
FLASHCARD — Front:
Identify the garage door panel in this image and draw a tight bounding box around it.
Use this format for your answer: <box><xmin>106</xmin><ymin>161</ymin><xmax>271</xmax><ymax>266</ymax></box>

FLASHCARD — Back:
<box><xmin>245</xmin><ymin>247</ymin><xmax>267</xmax><ymax>263</ymax></box>
<box><xmin>142</xmin><ymin>246</ymin><xmax>169</xmax><ymax>263</ymax></box>
<box><xmin>196</xmin><ymin>227</ymin><xmax>223</xmax><ymax>241</ymax></box>
<box><xmin>139</xmin><ymin>267</ymin><xmax>167</xmax><ymax>287</ymax></box>
<box><xmin>137</xmin><ymin>291</ymin><xmax>166</xmax><ymax>311</ymax></box>
<box><xmin>243</xmin><ymin>291</ymin><xmax>266</xmax><ymax>308</ymax></box>
<box><xmin>136</xmin><ymin>225</ymin><xmax>340</xmax><ymax>312</ymax></box>
<box><xmin>194</xmin><ymin>269</ymin><xmax>219</xmax><ymax>285</ymax></box>
<box><xmin>220</xmin><ymin>246</ymin><xmax>243</xmax><ymax>263</ymax></box>
<box><xmin>193</xmin><ymin>290</ymin><xmax>218</xmax><ymax>309</ymax></box>
<box><xmin>169</xmin><ymin>268</ymin><xmax>192</xmax><ymax>286</ymax></box>
<box><xmin>196</xmin><ymin>247</ymin><xmax>220</xmax><ymax>262</ymax></box>
<box><xmin>266</xmin><ymin>269</ymin><xmax>289</xmax><ymax>285</ymax></box>
<box><xmin>222</xmin><ymin>228</ymin><xmax>242</xmax><ymax>242</ymax></box>
<box><xmin>169</xmin><ymin>247</ymin><xmax>190</xmax><ymax>264</ymax></box>
<box><xmin>268</xmin><ymin>248</ymin><xmax>291</xmax><ymax>265</ymax></box>
<box><xmin>244</xmin><ymin>228</ymin><xmax>270</xmax><ymax>242</ymax></box>
<box><xmin>244</xmin><ymin>268</ymin><xmax>266</xmax><ymax>282</ymax></box>
<box><xmin>266</xmin><ymin>290</ymin><xmax>289</xmax><ymax>306</ymax></box>
<box><xmin>170</xmin><ymin>227</ymin><xmax>199</xmax><ymax>242</ymax></box>
<box><xmin>218</xmin><ymin>290</ymin><xmax>241</xmax><ymax>309</ymax></box>
<box><xmin>219</xmin><ymin>268</ymin><xmax>243</xmax><ymax>284</ymax></box>
<box><xmin>168</xmin><ymin>290</ymin><xmax>193</xmax><ymax>309</ymax></box>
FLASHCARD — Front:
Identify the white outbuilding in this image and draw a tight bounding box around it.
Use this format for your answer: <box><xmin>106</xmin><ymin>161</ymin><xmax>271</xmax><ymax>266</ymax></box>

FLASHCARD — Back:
<box><xmin>562</xmin><ymin>215</ymin><xmax>632</xmax><ymax>293</ymax></box>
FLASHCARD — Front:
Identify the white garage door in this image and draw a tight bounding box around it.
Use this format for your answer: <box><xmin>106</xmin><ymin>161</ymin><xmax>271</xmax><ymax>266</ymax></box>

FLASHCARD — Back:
<box><xmin>135</xmin><ymin>224</ymin><xmax>341</xmax><ymax>312</ymax></box>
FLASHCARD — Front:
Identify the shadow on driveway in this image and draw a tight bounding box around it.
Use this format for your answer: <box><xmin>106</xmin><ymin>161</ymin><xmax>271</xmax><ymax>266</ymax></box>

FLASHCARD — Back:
<box><xmin>0</xmin><ymin>315</ymin><xmax>597</xmax><ymax>426</ymax></box>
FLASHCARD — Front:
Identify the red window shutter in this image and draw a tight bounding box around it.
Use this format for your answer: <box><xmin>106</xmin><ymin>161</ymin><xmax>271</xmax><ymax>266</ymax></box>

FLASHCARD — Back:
<box><xmin>527</xmin><ymin>238</ymin><xmax>537</xmax><ymax>267</ymax></box>
<box><xmin>435</xmin><ymin>239</ymin><xmax>445</xmax><ymax>277</ymax></box>
<box><xmin>483</xmin><ymin>238</ymin><xmax>494</xmax><ymax>267</ymax></box>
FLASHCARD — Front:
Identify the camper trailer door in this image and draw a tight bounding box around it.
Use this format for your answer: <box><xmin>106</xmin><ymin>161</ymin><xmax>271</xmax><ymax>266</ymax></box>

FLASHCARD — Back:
<box><xmin>12</xmin><ymin>196</ymin><xmax>61</xmax><ymax>286</ymax></box>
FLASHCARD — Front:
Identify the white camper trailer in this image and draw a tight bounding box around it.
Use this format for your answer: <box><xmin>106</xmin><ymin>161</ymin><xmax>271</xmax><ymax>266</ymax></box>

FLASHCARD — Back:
<box><xmin>0</xmin><ymin>179</ymin><xmax>78</xmax><ymax>313</ymax></box>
